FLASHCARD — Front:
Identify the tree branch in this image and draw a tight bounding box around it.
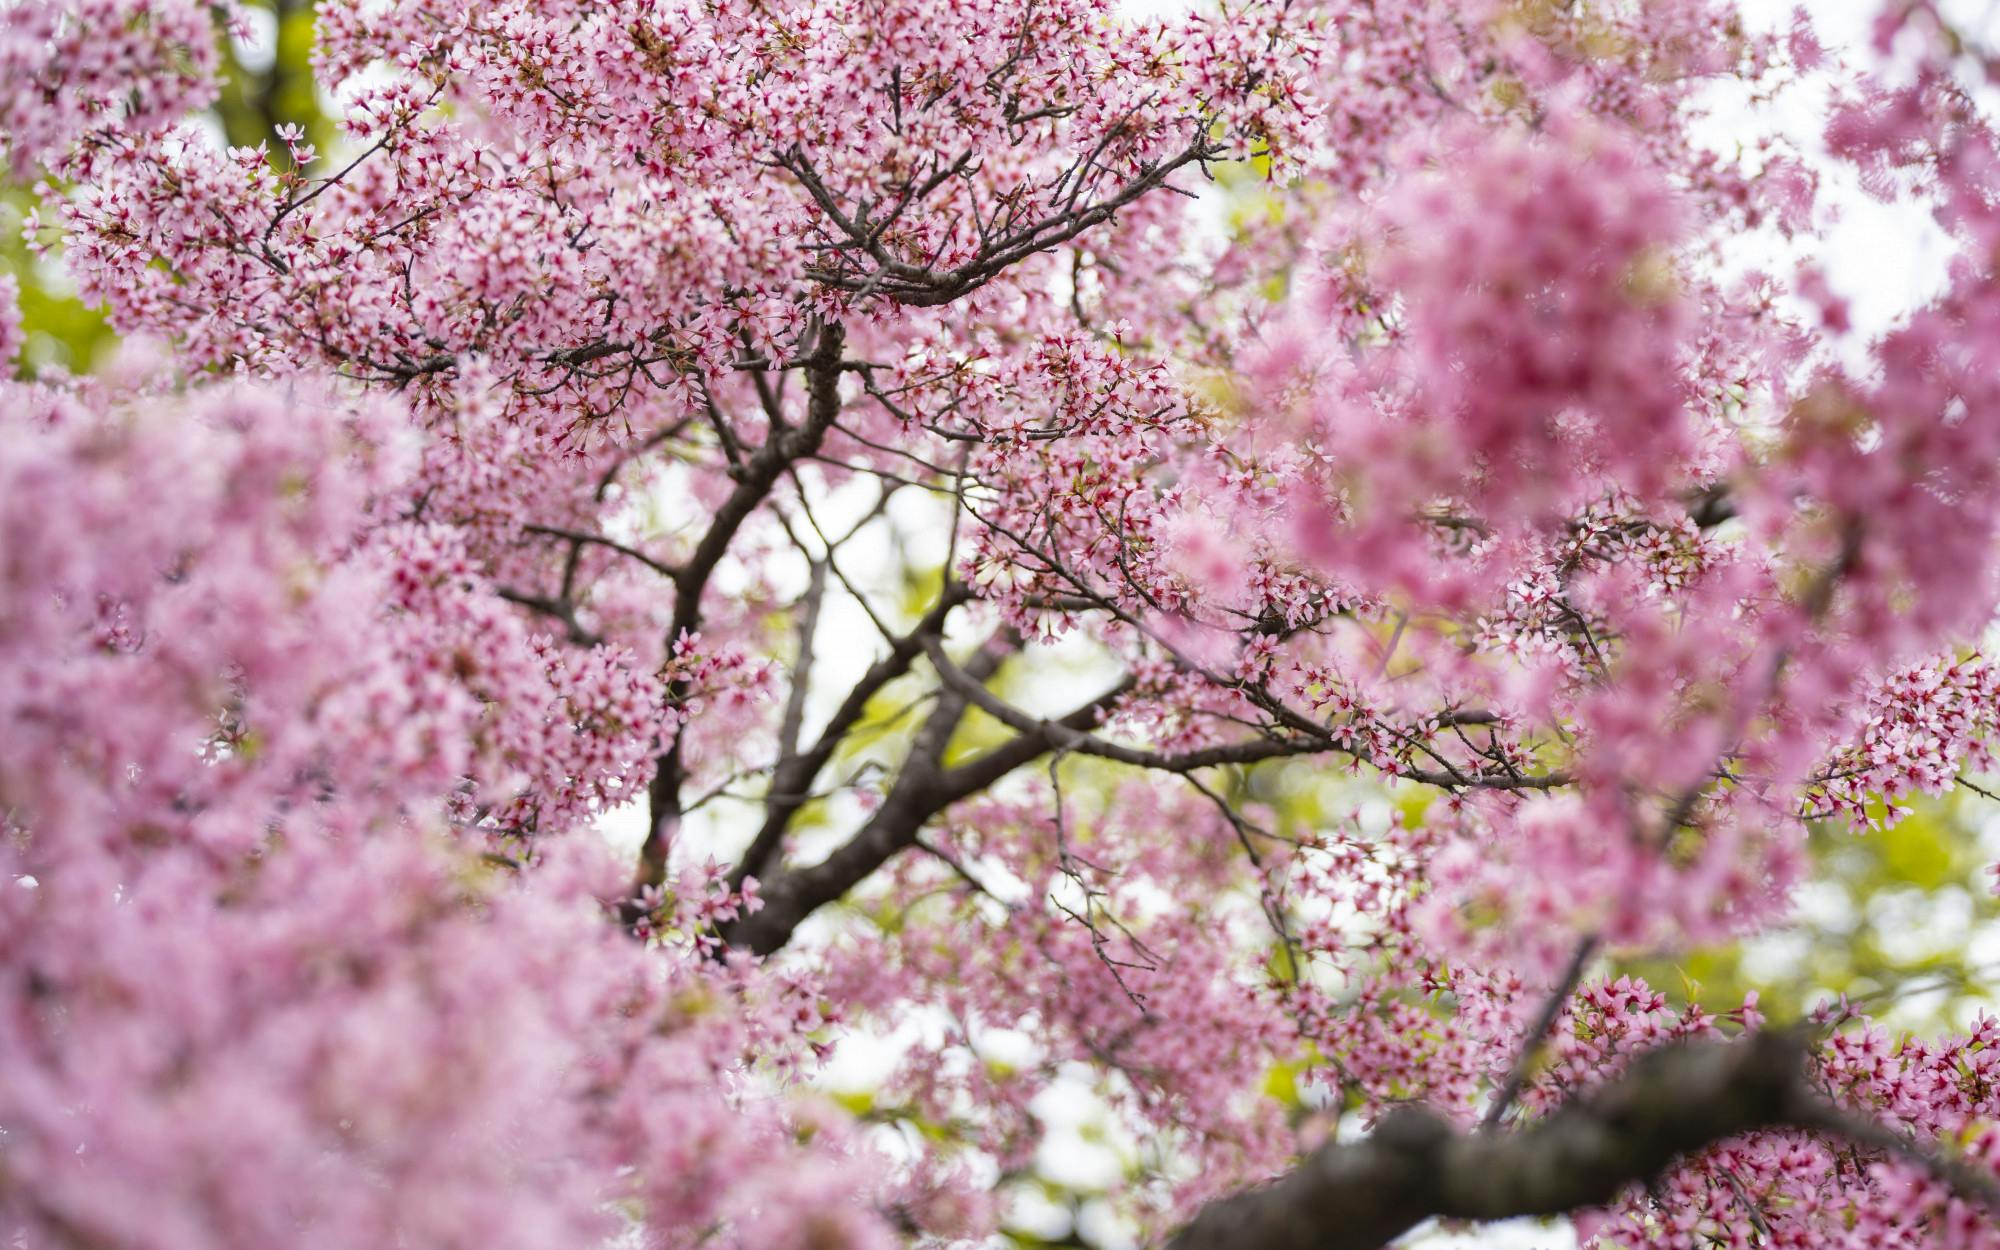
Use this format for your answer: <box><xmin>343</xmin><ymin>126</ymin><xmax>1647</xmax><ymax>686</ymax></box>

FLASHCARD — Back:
<box><xmin>723</xmin><ymin>654</ymin><xmax>1131</xmax><ymax>954</ymax></box>
<box><xmin>641</xmin><ymin>320</ymin><xmax>847</xmax><ymax>885</ymax></box>
<box><xmin>919</xmin><ymin>634</ymin><xmax>1566</xmax><ymax>790</ymax></box>
<box><xmin>775</xmin><ymin>558</ymin><xmax>829</xmax><ymax>765</ymax></box>
<box><xmin>1482</xmin><ymin>933</ymin><xmax>1601</xmax><ymax>1130</ymax></box>
<box><xmin>786</xmin><ymin>134</ymin><xmax>1223</xmax><ymax>308</ymax></box>
<box><xmin>729</xmin><ymin>581</ymin><xmax>973</xmax><ymax>889</ymax></box>
<box><xmin>1165</xmin><ymin>1032</ymin><xmax>2000</xmax><ymax>1250</ymax></box>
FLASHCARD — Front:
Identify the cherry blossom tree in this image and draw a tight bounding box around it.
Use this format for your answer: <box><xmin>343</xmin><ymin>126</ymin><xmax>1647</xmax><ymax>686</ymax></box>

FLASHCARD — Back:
<box><xmin>7</xmin><ymin>0</ymin><xmax>2000</xmax><ymax>1247</ymax></box>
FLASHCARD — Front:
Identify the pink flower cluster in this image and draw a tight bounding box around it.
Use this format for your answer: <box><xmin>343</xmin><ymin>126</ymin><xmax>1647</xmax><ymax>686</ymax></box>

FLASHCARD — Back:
<box><xmin>0</xmin><ymin>373</ymin><xmax>894</xmax><ymax>1248</ymax></box>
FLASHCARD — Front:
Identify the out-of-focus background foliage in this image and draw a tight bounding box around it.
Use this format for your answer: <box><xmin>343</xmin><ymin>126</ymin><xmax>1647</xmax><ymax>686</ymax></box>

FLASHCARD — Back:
<box><xmin>2</xmin><ymin>179</ymin><xmax>111</xmax><ymax>374</ymax></box>
<box><xmin>1623</xmin><ymin>794</ymin><xmax>2000</xmax><ymax>1034</ymax></box>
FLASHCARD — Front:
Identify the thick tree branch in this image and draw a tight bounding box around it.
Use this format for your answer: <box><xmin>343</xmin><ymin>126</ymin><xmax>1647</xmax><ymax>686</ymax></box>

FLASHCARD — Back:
<box><xmin>729</xmin><ymin>581</ymin><xmax>974</xmax><ymax>889</ymax></box>
<box><xmin>723</xmin><ymin>657</ymin><xmax>1131</xmax><ymax>954</ymax></box>
<box><xmin>1166</xmin><ymin>1032</ymin><xmax>2000</xmax><ymax>1250</ymax></box>
<box><xmin>641</xmin><ymin>321</ymin><xmax>847</xmax><ymax>885</ymax></box>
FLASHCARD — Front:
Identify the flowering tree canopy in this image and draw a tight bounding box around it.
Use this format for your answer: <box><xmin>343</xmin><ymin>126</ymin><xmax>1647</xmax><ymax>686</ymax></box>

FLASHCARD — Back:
<box><xmin>8</xmin><ymin>0</ymin><xmax>2000</xmax><ymax>1247</ymax></box>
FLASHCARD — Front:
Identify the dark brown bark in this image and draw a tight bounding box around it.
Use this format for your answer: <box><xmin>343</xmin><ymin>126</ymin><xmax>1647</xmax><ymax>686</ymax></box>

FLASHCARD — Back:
<box><xmin>1166</xmin><ymin>1032</ymin><xmax>2000</xmax><ymax>1250</ymax></box>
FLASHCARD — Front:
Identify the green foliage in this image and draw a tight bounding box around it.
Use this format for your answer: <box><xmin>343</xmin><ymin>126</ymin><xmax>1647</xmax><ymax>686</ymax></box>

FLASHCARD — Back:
<box><xmin>214</xmin><ymin>0</ymin><xmax>330</xmax><ymax>159</ymax></box>
<box><xmin>1620</xmin><ymin>794</ymin><xmax>2000</xmax><ymax>1031</ymax></box>
<box><xmin>2</xmin><ymin>190</ymin><xmax>114</xmax><ymax>375</ymax></box>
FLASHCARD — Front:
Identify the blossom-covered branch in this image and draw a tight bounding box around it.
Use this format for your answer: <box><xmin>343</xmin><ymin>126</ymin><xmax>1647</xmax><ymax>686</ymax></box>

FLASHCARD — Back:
<box><xmin>1171</xmin><ymin>1032</ymin><xmax>2000</xmax><ymax>1250</ymax></box>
